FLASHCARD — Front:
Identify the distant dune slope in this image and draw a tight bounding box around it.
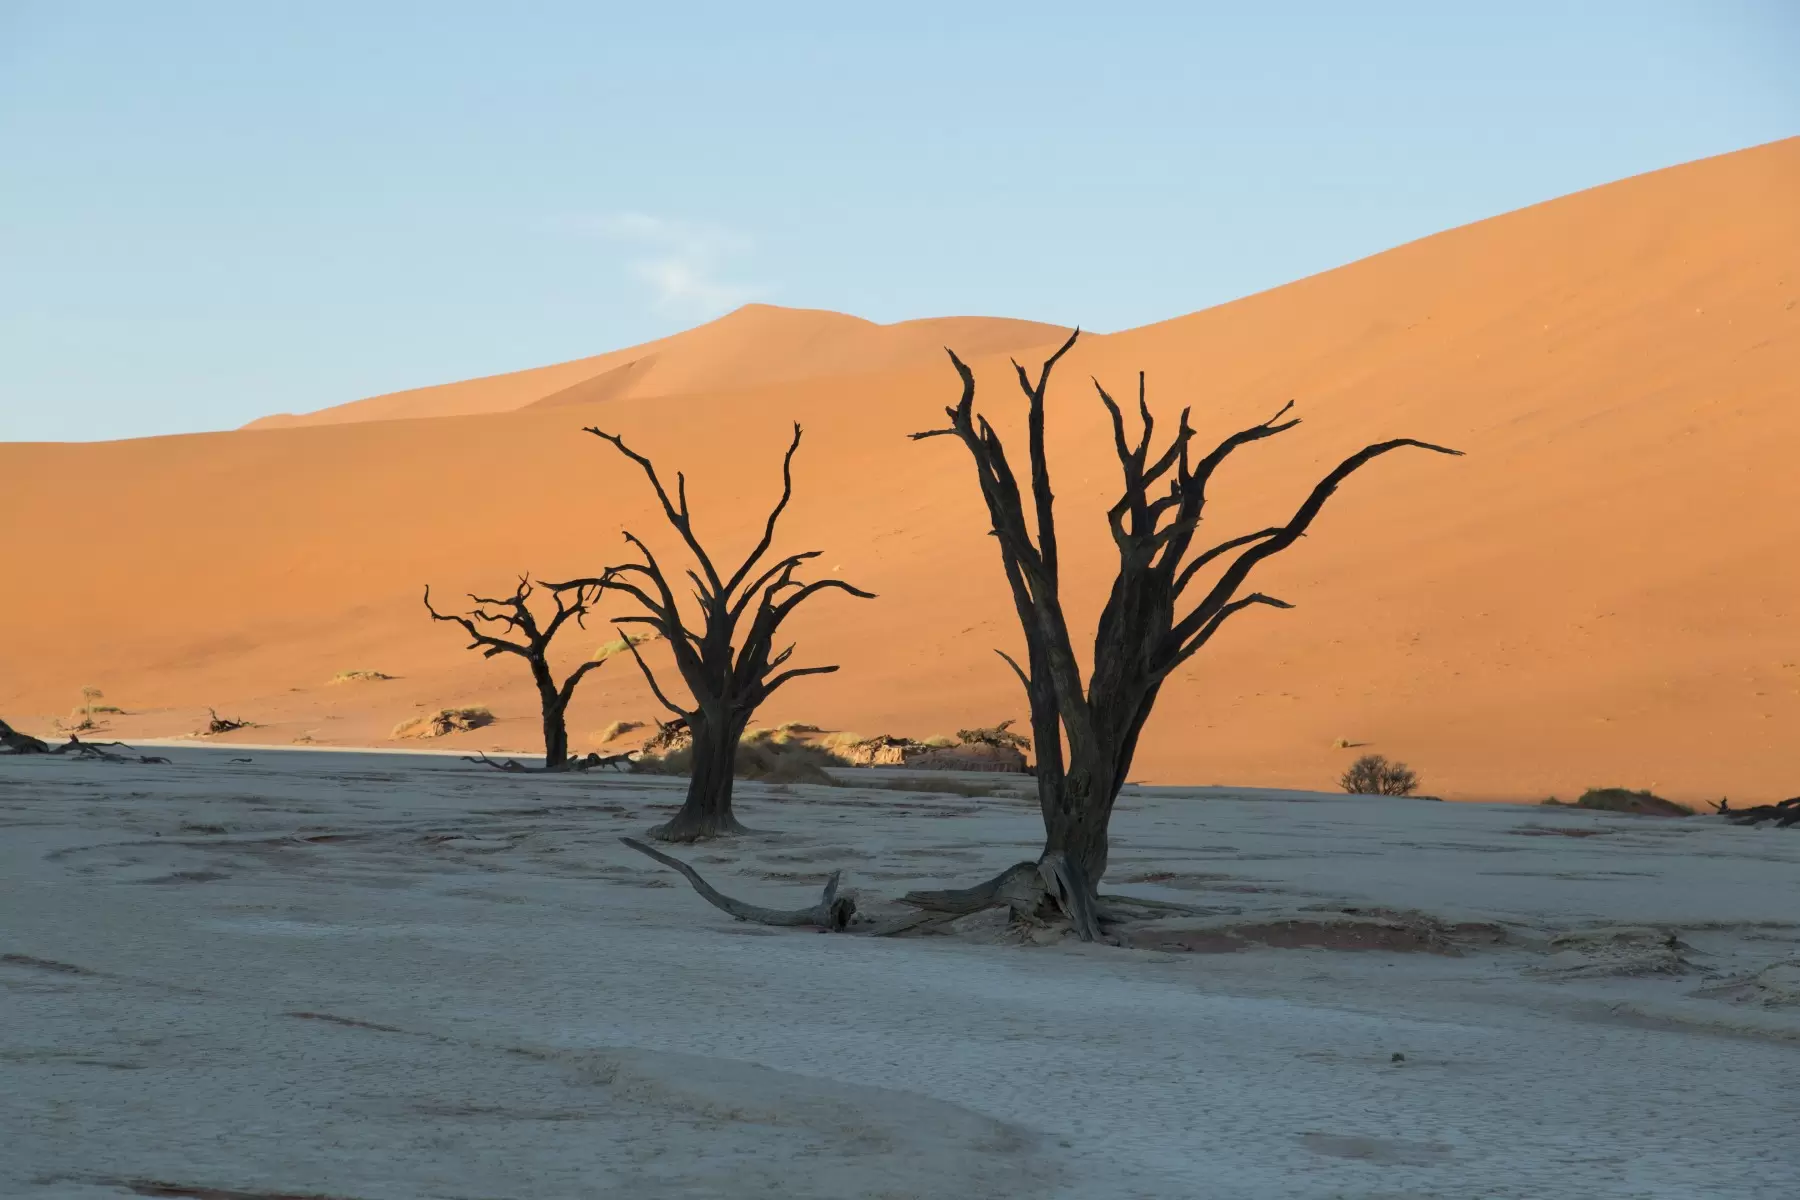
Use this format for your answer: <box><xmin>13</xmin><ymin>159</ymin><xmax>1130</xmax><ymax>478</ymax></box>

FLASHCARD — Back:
<box><xmin>5</xmin><ymin>137</ymin><xmax>1798</xmax><ymax>803</ymax></box>
<box><xmin>244</xmin><ymin>307</ymin><xmax>1073</xmax><ymax>429</ymax></box>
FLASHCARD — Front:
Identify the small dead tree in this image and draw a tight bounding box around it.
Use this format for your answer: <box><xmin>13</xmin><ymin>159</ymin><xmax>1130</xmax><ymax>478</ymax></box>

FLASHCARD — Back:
<box><xmin>423</xmin><ymin>575</ymin><xmax>611</xmax><ymax>769</ymax></box>
<box><xmin>1339</xmin><ymin>753</ymin><xmax>1420</xmax><ymax>796</ymax></box>
<box><xmin>550</xmin><ymin>423</ymin><xmax>873</xmax><ymax>842</ymax></box>
<box><xmin>911</xmin><ymin>330</ymin><xmax>1461</xmax><ymax>936</ymax></box>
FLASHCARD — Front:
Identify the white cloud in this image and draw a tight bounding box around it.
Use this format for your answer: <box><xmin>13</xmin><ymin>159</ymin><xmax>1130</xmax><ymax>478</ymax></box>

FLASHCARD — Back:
<box><xmin>581</xmin><ymin>212</ymin><xmax>763</xmax><ymax>317</ymax></box>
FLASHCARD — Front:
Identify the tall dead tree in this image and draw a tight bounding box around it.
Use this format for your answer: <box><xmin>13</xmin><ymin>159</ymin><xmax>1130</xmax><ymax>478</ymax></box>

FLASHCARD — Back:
<box><xmin>912</xmin><ymin>330</ymin><xmax>1461</xmax><ymax>922</ymax></box>
<box><xmin>551</xmin><ymin>423</ymin><xmax>872</xmax><ymax>842</ymax></box>
<box><xmin>423</xmin><ymin>575</ymin><xmax>611</xmax><ymax>769</ymax></box>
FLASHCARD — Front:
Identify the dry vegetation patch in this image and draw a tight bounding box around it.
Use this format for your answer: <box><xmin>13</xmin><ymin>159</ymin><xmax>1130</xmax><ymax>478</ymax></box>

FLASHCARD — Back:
<box><xmin>1563</xmin><ymin>788</ymin><xmax>1692</xmax><ymax>817</ymax></box>
<box><xmin>330</xmin><ymin>669</ymin><xmax>394</xmax><ymax>684</ymax></box>
<box><xmin>634</xmin><ymin>728</ymin><xmax>844</xmax><ymax>786</ymax></box>
<box><xmin>390</xmin><ymin>706</ymin><xmax>494</xmax><ymax>739</ymax></box>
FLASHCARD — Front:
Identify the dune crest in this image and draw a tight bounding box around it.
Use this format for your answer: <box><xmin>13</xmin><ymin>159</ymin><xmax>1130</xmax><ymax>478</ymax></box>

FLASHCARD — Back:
<box><xmin>244</xmin><ymin>304</ymin><xmax>1073</xmax><ymax>430</ymax></box>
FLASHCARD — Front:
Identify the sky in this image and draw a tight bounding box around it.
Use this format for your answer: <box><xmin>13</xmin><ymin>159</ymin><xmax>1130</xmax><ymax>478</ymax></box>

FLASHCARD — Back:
<box><xmin>1</xmin><ymin>2</ymin><xmax>1796</xmax><ymax>443</ymax></box>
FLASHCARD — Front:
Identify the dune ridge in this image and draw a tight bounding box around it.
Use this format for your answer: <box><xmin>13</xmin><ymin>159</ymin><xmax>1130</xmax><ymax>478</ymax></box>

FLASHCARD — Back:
<box><xmin>244</xmin><ymin>307</ymin><xmax>1073</xmax><ymax>430</ymax></box>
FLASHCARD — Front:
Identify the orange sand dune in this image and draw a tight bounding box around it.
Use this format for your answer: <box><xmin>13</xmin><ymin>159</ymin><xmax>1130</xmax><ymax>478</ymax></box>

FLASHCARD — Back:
<box><xmin>244</xmin><ymin>306</ymin><xmax>1073</xmax><ymax>429</ymax></box>
<box><xmin>5</xmin><ymin>137</ymin><xmax>1799</xmax><ymax>806</ymax></box>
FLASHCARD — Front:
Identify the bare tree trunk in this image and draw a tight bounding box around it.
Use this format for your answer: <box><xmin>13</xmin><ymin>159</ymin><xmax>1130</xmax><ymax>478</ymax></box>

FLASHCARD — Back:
<box><xmin>533</xmin><ymin>669</ymin><xmax>569</xmax><ymax>769</ymax></box>
<box><xmin>650</xmin><ymin>712</ymin><xmax>750</xmax><ymax>841</ymax></box>
<box><xmin>1040</xmin><ymin>765</ymin><xmax>1113</xmax><ymax>888</ymax></box>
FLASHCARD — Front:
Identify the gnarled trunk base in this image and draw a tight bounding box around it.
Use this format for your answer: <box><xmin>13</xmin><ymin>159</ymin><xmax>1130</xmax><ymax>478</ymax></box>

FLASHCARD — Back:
<box><xmin>647</xmin><ymin>807</ymin><xmax>751</xmax><ymax>842</ymax></box>
<box><xmin>649</xmin><ymin>719</ymin><xmax>747</xmax><ymax>842</ymax></box>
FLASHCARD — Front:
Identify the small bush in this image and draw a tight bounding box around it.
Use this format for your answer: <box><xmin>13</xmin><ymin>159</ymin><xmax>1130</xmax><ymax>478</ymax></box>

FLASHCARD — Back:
<box><xmin>1339</xmin><ymin>753</ymin><xmax>1420</xmax><ymax>797</ymax></box>
<box><xmin>391</xmin><ymin>706</ymin><xmax>493</xmax><ymax>739</ymax></box>
<box><xmin>956</xmin><ymin>719</ymin><xmax>1031</xmax><ymax>750</ymax></box>
<box><xmin>818</xmin><ymin>731</ymin><xmax>867</xmax><ymax>751</ymax></box>
<box><xmin>331</xmin><ymin>670</ymin><xmax>394</xmax><ymax>684</ymax></box>
<box><xmin>775</xmin><ymin>721</ymin><xmax>821</xmax><ymax>733</ymax></box>
<box><xmin>1573</xmin><ymin>788</ymin><xmax>1692</xmax><ymax>817</ymax></box>
<box><xmin>921</xmin><ymin>734</ymin><xmax>958</xmax><ymax>748</ymax></box>
<box><xmin>597</xmin><ymin>719</ymin><xmax>643</xmax><ymax>744</ymax></box>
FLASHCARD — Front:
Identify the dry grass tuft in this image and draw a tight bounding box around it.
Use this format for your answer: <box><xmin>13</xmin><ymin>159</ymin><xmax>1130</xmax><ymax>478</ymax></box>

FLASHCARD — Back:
<box><xmin>391</xmin><ymin>706</ymin><xmax>494</xmax><ymax>739</ymax></box>
<box><xmin>331</xmin><ymin>670</ymin><xmax>394</xmax><ymax>684</ymax></box>
<box><xmin>597</xmin><ymin>719</ymin><xmax>644</xmax><ymax>744</ymax></box>
<box><xmin>633</xmin><ymin>729</ymin><xmax>846</xmax><ymax>786</ymax></box>
<box><xmin>594</xmin><ymin>631</ymin><xmax>658</xmax><ymax>662</ymax></box>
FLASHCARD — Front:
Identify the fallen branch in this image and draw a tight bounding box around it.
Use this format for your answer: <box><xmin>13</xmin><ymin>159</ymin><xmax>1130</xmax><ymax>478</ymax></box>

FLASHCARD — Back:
<box><xmin>620</xmin><ymin>837</ymin><xmax>856</xmax><ymax>930</ymax></box>
<box><xmin>463</xmin><ymin>750</ymin><xmax>636</xmax><ymax>773</ymax></box>
<box><xmin>203</xmin><ymin>708</ymin><xmax>252</xmax><ymax>735</ymax></box>
<box><xmin>50</xmin><ymin>736</ymin><xmax>134</xmax><ymax>762</ymax></box>
<box><xmin>1717</xmin><ymin>796</ymin><xmax>1800</xmax><ymax>828</ymax></box>
<box><xmin>0</xmin><ymin>717</ymin><xmax>51</xmax><ymax>755</ymax></box>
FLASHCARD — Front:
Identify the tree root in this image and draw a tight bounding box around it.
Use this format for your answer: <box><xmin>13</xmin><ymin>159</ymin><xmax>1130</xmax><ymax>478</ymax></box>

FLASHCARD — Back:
<box><xmin>899</xmin><ymin>856</ymin><xmax>1105</xmax><ymax>942</ymax></box>
<box><xmin>620</xmin><ymin>837</ymin><xmax>855</xmax><ymax>930</ymax></box>
<box><xmin>859</xmin><ymin>909</ymin><xmax>963</xmax><ymax>938</ymax></box>
<box><xmin>899</xmin><ymin>861</ymin><xmax>1044</xmax><ymax>915</ymax></box>
<box><xmin>621</xmin><ymin>844</ymin><xmax>1214</xmax><ymax>946</ymax></box>
<box><xmin>645</xmin><ymin>810</ymin><xmax>751</xmax><ymax>842</ymax></box>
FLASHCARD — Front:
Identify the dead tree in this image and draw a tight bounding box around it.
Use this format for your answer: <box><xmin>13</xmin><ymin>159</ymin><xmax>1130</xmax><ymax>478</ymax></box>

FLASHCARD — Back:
<box><xmin>550</xmin><ymin>423</ymin><xmax>873</xmax><ymax>841</ymax></box>
<box><xmin>423</xmin><ymin>575</ymin><xmax>611</xmax><ymax>769</ymax></box>
<box><xmin>911</xmin><ymin>330</ymin><xmax>1461</xmax><ymax>936</ymax></box>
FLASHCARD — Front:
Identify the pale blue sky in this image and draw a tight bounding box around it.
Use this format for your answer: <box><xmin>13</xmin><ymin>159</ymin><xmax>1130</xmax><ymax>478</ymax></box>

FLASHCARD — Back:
<box><xmin>2</xmin><ymin>2</ymin><xmax>1795</xmax><ymax>442</ymax></box>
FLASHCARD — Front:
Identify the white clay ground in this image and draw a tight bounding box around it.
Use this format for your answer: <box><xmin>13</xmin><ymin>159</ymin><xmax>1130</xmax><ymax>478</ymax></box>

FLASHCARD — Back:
<box><xmin>3</xmin><ymin>746</ymin><xmax>1799</xmax><ymax>1199</ymax></box>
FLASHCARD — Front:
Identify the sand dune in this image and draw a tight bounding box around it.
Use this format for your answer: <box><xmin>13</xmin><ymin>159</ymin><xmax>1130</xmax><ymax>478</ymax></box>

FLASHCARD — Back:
<box><xmin>244</xmin><ymin>306</ymin><xmax>1073</xmax><ymax>429</ymax></box>
<box><xmin>4</xmin><ymin>137</ymin><xmax>1799</xmax><ymax>804</ymax></box>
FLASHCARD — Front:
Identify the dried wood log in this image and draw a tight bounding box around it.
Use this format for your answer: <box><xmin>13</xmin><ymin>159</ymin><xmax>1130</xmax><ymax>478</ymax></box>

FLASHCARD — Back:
<box><xmin>620</xmin><ymin>837</ymin><xmax>856</xmax><ymax>930</ymax></box>
<box><xmin>203</xmin><ymin>708</ymin><xmax>251</xmax><ymax>735</ymax></box>
<box><xmin>463</xmin><ymin>750</ymin><xmax>636</xmax><ymax>773</ymax></box>
<box><xmin>0</xmin><ymin>718</ymin><xmax>51</xmax><ymax>754</ymax></box>
<box><xmin>50</xmin><ymin>736</ymin><xmax>134</xmax><ymax>762</ymax></box>
<box><xmin>1718</xmin><ymin>796</ymin><xmax>1800</xmax><ymax>828</ymax></box>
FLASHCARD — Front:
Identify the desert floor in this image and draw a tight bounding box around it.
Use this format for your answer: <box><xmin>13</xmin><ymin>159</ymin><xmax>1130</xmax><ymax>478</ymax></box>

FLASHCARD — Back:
<box><xmin>4</xmin><ymin>747</ymin><xmax>1799</xmax><ymax>1198</ymax></box>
